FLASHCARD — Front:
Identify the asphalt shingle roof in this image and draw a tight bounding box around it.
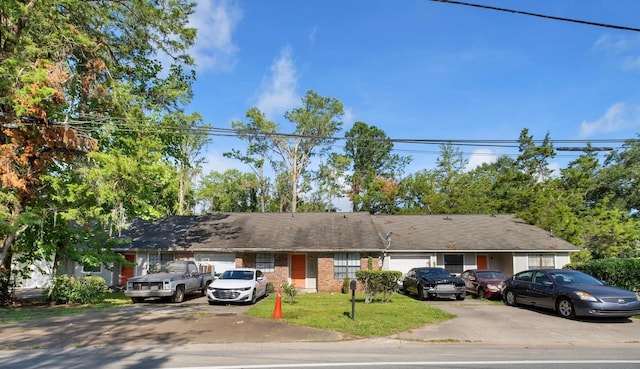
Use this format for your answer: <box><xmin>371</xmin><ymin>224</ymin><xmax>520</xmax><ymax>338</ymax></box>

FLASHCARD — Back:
<box><xmin>118</xmin><ymin>212</ymin><xmax>384</xmax><ymax>252</ymax></box>
<box><xmin>370</xmin><ymin>214</ymin><xmax>580</xmax><ymax>252</ymax></box>
<box><xmin>118</xmin><ymin>213</ymin><xmax>580</xmax><ymax>253</ymax></box>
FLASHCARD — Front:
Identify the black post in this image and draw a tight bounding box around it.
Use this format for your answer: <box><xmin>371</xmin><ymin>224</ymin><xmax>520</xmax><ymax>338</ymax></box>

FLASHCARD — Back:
<box><xmin>350</xmin><ymin>279</ymin><xmax>357</xmax><ymax>320</ymax></box>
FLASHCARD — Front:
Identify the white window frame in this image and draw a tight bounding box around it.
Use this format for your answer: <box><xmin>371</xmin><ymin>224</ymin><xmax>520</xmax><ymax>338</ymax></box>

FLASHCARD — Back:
<box><xmin>333</xmin><ymin>253</ymin><xmax>360</xmax><ymax>279</ymax></box>
<box><xmin>256</xmin><ymin>253</ymin><xmax>275</xmax><ymax>272</ymax></box>
<box><xmin>444</xmin><ymin>254</ymin><xmax>464</xmax><ymax>274</ymax></box>
<box><xmin>528</xmin><ymin>254</ymin><xmax>555</xmax><ymax>269</ymax></box>
<box><xmin>148</xmin><ymin>253</ymin><xmax>174</xmax><ymax>273</ymax></box>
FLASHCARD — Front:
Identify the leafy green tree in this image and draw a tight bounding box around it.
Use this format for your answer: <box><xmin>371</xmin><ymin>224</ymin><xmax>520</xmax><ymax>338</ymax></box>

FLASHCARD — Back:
<box><xmin>197</xmin><ymin>169</ymin><xmax>260</xmax><ymax>213</ymax></box>
<box><xmin>560</xmin><ymin>147</ymin><xmax>600</xmax><ymax>208</ymax></box>
<box><xmin>580</xmin><ymin>205</ymin><xmax>640</xmax><ymax>259</ymax></box>
<box><xmin>232</xmin><ymin>90</ymin><xmax>344</xmax><ymax>212</ymax></box>
<box><xmin>0</xmin><ymin>0</ymin><xmax>198</xmax><ymax>298</ymax></box>
<box><xmin>224</xmin><ymin>148</ymin><xmax>270</xmax><ymax>213</ymax></box>
<box><xmin>162</xmin><ymin>112</ymin><xmax>212</xmax><ymax>215</ymax></box>
<box><xmin>517</xmin><ymin>128</ymin><xmax>556</xmax><ymax>184</ymax></box>
<box><xmin>456</xmin><ymin>167</ymin><xmax>497</xmax><ymax>214</ymax></box>
<box><xmin>594</xmin><ymin>136</ymin><xmax>640</xmax><ymax>214</ymax></box>
<box><xmin>396</xmin><ymin>170</ymin><xmax>438</xmax><ymax>214</ymax></box>
<box><xmin>468</xmin><ymin>155</ymin><xmax>529</xmax><ymax>213</ymax></box>
<box><xmin>344</xmin><ymin>122</ymin><xmax>410</xmax><ymax>213</ymax></box>
<box><xmin>432</xmin><ymin>144</ymin><xmax>469</xmax><ymax>213</ymax></box>
<box><xmin>313</xmin><ymin>153</ymin><xmax>351</xmax><ymax>212</ymax></box>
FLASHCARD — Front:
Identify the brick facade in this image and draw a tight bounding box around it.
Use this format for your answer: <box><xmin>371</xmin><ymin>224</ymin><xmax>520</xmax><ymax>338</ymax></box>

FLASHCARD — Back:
<box><xmin>224</xmin><ymin>251</ymin><xmax>380</xmax><ymax>293</ymax></box>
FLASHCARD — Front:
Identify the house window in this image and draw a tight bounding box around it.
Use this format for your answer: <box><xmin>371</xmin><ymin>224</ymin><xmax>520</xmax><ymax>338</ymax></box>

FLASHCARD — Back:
<box><xmin>82</xmin><ymin>264</ymin><xmax>101</xmax><ymax>273</ymax></box>
<box><xmin>444</xmin><ymin>254</ymin><xmax>464</xmax><ymax>274</ymax></box>
<box><xmin>256</xmin><ymin>253</ymin><xmax>275</xmax><ymax>272</ymax></box>
<box><xmin>334</xmin><ymin>253</ymin><xmax>360</xmax><ymax>279</ymax></box>
<box><xmin>528</xmin><ymin>254</ymin><xmax>555</xmax><ymax>269</ymax></box>
<box><xmin>149</xmin><ymin>253</ymin><xmax>174</xmax><ymax>272</ymax></box>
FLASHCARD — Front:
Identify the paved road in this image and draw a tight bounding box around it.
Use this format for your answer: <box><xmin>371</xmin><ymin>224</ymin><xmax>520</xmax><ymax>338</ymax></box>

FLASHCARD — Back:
<box><xmin>2</xmin><ymin>295</ymin><xmax>640</xmax><ymax>368</ymax></box>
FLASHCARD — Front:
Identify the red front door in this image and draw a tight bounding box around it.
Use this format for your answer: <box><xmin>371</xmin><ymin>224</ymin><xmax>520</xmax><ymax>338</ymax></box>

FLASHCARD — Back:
<box><xmin>120</xmin><ymin>254</ymin><xmax>135</xmax><ymax>285</ymax></box>
<box><xmin>477</xmin><ymin>255</ymin><xmax>488</xmax><ymax>269</ymax></box>
<box><xmin>291</xmin><ymin>254</ymin><xmax>306</xmax><ymax>288</ymax></box>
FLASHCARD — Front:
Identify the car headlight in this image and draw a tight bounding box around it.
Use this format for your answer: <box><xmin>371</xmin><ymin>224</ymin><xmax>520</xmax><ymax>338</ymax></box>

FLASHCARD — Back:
<box><xmin>241</xmin><ymin>286</ymin><xmax>251</xmax><ymax>291</ymax></box>
<box><xmin>575</xmin><ymin>291</ymin><xmax>598</xmax><ymax>302</ymax></box>
<box><xmin>486</xmin><ymin>284</ymin><xmax>499</xmax><ymax>291</ymax></box>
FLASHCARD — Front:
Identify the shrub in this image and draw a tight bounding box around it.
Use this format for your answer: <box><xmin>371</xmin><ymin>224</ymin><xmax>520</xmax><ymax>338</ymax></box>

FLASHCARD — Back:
<box><xmin>567</xmin><ymin>258</ymin><xmax>640</xmax><ymax>292</ymax></box>
<box><xmin>266</xmin><ymin>281</ymin><xmax>275</xmax><ymax>294</ymax></box>
<box><xmin>280</xmin><ymin>282</ymin><xmax>298</xmax><ymax>304</ymax></box>
<box><xmin>355</xmin><ymin>270</ymin><xmax>402</xmax><ymax>303</ymax></box>
<box><xmin>48</xmin><ymin>275</ymin><xmax>110</xmax><ymax>304</ymax></box>
<box><xmin>341</xmin><ymin>277</ymin><xmax>350</xmax><ymax>294</ymax></box>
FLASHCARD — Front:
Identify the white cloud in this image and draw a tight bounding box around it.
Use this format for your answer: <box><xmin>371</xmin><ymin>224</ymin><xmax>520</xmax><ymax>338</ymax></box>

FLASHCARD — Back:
<box><xmin>342</xmin><ymin>107</ymin><xmax>355</xmax><ymax>127</ymax></box>
<box><xmin>189</xmin><ymin>0</ymin><xmax>242</xmax><ymax>72</ymax></box>
<box><xmin>621</xmin><ymin>55</ymin><xmax>640</xmax><ymax>70</ymax></box>
<box><xmin>308</xmin><ymin>26</ymin><xmax>318</xmax><ymax>47</ymax></box>
<box><xmin>465</xmin><ymin>149</ymin><xmax>498</xmax><ymax>172</ymax></box>
<box><xmin>593</xmin><ymin>34</ymin><xmax>640</xmax><ymax>53</ymax></box>
<box><xmin>548</xmin><ymin>162</ymin><xmax>561</xmax><ymax>179</ymax></box>
<box><xmin>255</xmin><ymin>46</ymin><xmax>299</xmax><ymax>119</ymax></box>
<box><xmin>578</xmin><ymin>102</ymin><xmax>640</xmax><ymax>138</ymax></box>
<box><xmin>201</xmin><ymin>148</ymin><xmax>248</xmax><ymax>175</ymax></box>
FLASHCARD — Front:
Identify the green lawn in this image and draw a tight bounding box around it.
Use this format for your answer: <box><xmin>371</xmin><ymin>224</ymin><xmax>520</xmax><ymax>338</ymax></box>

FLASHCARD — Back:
<box><xmin>1</xmin><ymin>291</ymin><xmax>455</xmax><ymax>338</ymax></box>
<box><xmin>246</xmin><ymin>292</ymin><xmax>456</xmax><ymax>337</ymax></box>
<box><xmin>0</xmin><ymin>291</ymin><xmax>131</xmax><ymax>323</ymax></box>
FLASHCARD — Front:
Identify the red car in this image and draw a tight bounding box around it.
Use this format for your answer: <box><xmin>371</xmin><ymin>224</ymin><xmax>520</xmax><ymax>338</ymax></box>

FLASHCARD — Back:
<box><xmin>460</xmin><ymin>269</ymin><xmax>507</xmax><ymax>299</ymax></box>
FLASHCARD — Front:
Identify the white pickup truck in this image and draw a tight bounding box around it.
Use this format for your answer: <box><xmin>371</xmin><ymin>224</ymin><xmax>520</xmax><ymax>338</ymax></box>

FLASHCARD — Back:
<box><xmin>125</xmin><ymin>260</ymin><xmax>214</xmax><ymax>303</ymax></box>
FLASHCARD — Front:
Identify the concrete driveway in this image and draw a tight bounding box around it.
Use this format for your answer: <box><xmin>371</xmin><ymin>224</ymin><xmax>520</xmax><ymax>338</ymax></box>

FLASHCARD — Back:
<box><xmin>4</xmin><ymin>293</ymin><xmax>640</xmax><ymax>349</ymax></box>
<box><xmin>394</xmin><ymin>298</ymin><xmax>640</xmax><ymax>347</ymax></box>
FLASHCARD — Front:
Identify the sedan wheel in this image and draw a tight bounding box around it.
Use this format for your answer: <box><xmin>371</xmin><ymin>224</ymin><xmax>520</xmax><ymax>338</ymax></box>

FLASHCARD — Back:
<box><xmin>556</xmin><ymin>297</ymin><xmax>576</xmax><ymax>319</ymax></box>
<box><xmin>416</xmin><ymin>285</ymin><xmax>426</xmax><ymax>301</ymax></box>
<box><xmin>251</xmin><ymin>290</ymin><xmax>257</xmax><ymax>304</ymax></box>
<box><xmin>477</xmin><ymin>288</ymin><xmax>486</xmax><ymax>299</ymax></box>
<box><xmin>504</xmin><ymin>289</ymin><xmax>517</xmax><ymax>306</ymax></box>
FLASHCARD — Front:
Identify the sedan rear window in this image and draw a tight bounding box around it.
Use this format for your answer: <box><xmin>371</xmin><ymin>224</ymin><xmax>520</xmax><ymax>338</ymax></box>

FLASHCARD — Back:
<box><xmin>549</xmin><ymin>271</ymin><xmax>604</xmax><ymax>286</ymax></box>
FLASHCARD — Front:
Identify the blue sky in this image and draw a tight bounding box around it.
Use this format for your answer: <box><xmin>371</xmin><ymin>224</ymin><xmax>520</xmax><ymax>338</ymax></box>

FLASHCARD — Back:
<box><xmin>185</xmin><ymin>0</ymin><xmax>640</xmax><ymax>183</ymax></box>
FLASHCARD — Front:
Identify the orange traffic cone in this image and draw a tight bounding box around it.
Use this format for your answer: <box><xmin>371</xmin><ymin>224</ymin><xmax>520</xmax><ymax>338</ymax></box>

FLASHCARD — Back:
<box><xmin>273</xmin><ymin>288</ymin><xmax>282</xmax><ymax>319</ymax></box>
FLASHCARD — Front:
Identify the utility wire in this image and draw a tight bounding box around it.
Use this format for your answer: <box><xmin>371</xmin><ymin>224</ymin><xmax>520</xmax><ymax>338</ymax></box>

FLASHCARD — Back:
<box><xmin>2</xmin><ymin>113</ymin><xmax>636</xmax><ymax>153</ymax></box>
<box><xmin>430</xmin><ymin>0</ymin><xmax>640</xmax><ymax>32</ymax></box>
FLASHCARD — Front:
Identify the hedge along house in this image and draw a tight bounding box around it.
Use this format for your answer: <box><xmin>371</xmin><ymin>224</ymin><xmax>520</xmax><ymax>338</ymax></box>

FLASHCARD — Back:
<box><xmin>371</xmin><ymin>214</ymin><xmax>581</xmax><ymax>277</ymax></box>
<box><xmin>114</xmin><ymin>212</ymin><xmax>385</xmax><ymax>293</ymax></box>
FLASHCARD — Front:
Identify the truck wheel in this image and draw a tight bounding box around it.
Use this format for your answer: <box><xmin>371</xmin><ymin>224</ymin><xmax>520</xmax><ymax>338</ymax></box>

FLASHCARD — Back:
<box><xmin>172</xmin><ymin>285</ymin><xmax>185</xmax><ymax>303</ymax></box>
<box><xmin>201</xmin><ymin>281</ymin><xmax>211</xmax><ymax>297</ymax></box>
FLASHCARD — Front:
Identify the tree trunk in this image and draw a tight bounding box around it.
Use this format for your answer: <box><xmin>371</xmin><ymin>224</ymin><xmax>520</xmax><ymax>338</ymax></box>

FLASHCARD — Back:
<box><xmin>291</xmin><ymin>159</ymin><xmax>298</xmax><ymax>213</ymax></box>
<box><xmin>0</xmin><ymin>233</ymin><xmax>16</xmax><ymax>271</ymax></box>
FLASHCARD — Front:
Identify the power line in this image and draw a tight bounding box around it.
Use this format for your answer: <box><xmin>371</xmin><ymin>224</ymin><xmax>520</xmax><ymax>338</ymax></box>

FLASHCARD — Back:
<box><xmin>429</xmin><ymin>0</ymin><xmax>640</xmax><ymax>32</ymax></box>
<box><xmin>2</xmin><ymin>113</ymin><xmax>637</xmax><ymax>154</ymax></box>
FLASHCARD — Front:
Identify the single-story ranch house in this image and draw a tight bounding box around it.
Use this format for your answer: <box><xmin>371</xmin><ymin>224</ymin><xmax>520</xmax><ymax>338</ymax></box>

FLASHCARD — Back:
<box><xmin>18</xmin><ymin>213</ymin><xmax>580</xmax><ymax>293</ymax></box>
